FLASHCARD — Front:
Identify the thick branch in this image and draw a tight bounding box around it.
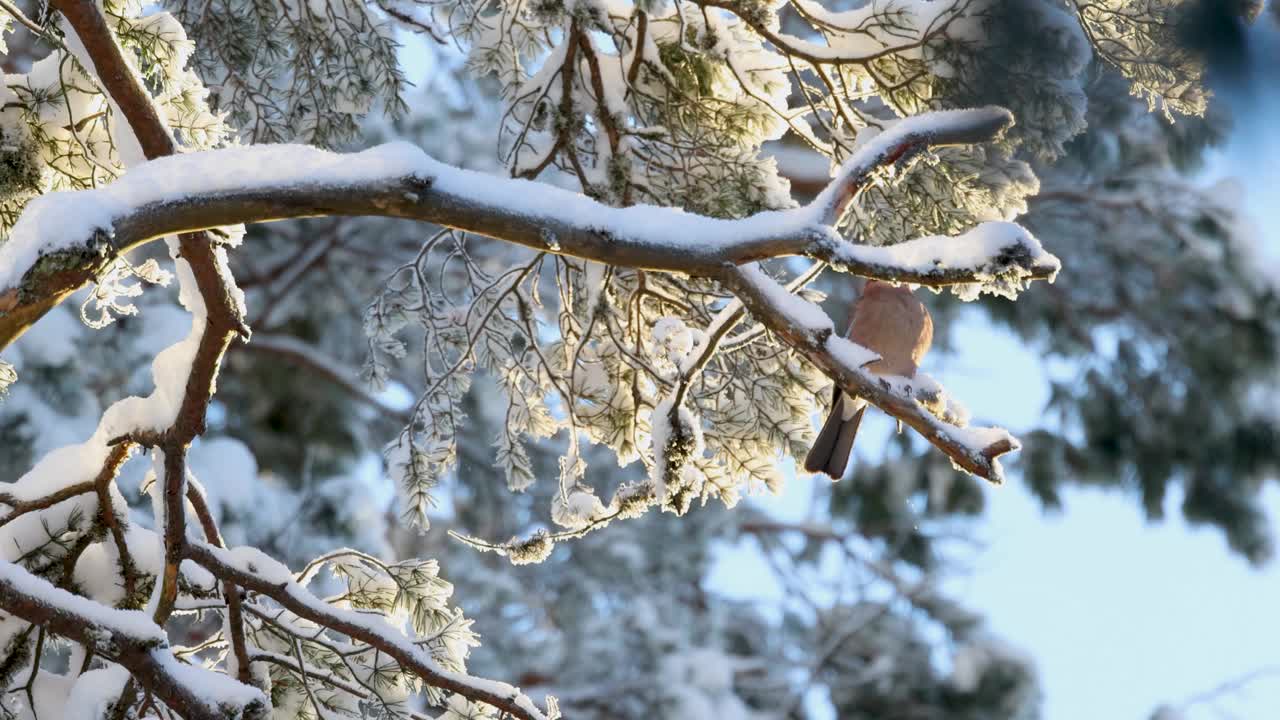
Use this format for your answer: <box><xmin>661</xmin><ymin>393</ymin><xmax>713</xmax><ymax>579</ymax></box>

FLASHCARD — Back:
<box><xmin>0</xmin><ymin>108</ymin><xmax>1052</xmax><ymax>351</ymax></box>
<box><xmin>185</xmin><ymin>541</ymin><xmax>549</xmax><ymax>720</ymax></box>
<box><xmin>0</xmin><ymin>561</ymin><xmax>266</xmax><ymax>720</ymax></box>
<box><xmin>51</xmin><ymin>0</ymin><xmax>247</xmax><ymax>630</ymax></box>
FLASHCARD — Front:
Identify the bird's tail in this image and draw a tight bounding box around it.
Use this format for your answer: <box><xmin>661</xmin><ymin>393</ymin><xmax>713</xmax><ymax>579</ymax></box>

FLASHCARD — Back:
<box><xmin>803</xmin><ymin>393</ymin><xmax>866</xmax><ymax>480</ymax></box>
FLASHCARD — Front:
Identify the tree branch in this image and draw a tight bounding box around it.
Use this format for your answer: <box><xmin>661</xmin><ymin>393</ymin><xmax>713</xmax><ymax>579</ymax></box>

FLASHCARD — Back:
<box><xmin>49</xmin><ymin>0</ymin><xmax>248</xmax><ymax>632</ymax></box>
<box><xmin>0</xmin><ymin>481</ymin><xmax>97</xmax><ymax>528</ymax></box>
<box><xmin>0</xmin><ymin>561</ymin><xmax>267</xmax><ymax>720</ymax></box>
<box><xmin>0</xmin><ymin>107</ymin><xmax>1053</xmax><ymax>352</ymax></box>
<box><xmin>184</xmin><ymin>541</ymin><xmax>549</xmax><ymax>720</ymax></box>
<box><xmin>717</xmin><ymin>263</ymin><xmax>1018</xmax><ymax>482</ymax></box>
<box><xmin>51</xmin><ymin>0</ymin><xmax>175</xmax><ymax>156</ymax></box>
<box><xmin>92</xmin><ymin>442</ymin><xmax>141</xmax><ymax>605</ymax></box>
<box><xmin>184</xmin><ymin>482</ymin><xmax>254</xmax><ymax>688</ymax></box>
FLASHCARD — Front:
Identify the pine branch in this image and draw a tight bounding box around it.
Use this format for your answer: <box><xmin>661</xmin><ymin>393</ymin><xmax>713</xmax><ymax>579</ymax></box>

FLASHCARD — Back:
<box><xmin>48</xmin><ymin>0</ymin><xmax>249</xmax><ymax>630</ymax></box>
<box><xmin>718</xmin><ymin>263</ymin><xmax>1018</xmax><ymax>482</ymax></box>
<box><xmin>185</xmin><ymin>541</ymin><xmax>551</xmax><ymax>720</ymax></box>
<box><xmin>0</xmin><ymin>108</ymin><xmax>1054</xmax><ymax>352</ymax></box>
<box><xmin>0</xmin><ymin>560</ymin><xmax>268</xmax><ymax>720</ymax></box>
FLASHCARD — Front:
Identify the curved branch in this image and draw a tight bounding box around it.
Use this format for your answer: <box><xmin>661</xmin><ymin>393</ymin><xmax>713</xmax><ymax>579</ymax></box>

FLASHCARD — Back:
<box><xmin>0</xmin><ymin>107</ymin><xmax>1054</xmax><ymax>351</ymax></box>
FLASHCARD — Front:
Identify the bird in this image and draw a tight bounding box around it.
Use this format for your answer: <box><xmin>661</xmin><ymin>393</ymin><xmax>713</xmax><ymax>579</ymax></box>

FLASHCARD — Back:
<box><xmin>803</xmin><ymin>281</ymin><xmax>933</xmax><ymax>480</ymax></box>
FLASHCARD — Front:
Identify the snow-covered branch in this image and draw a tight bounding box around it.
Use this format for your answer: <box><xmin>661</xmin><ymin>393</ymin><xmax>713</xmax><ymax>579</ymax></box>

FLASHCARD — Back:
<box><xmin>810</xmin><ymin>107</ymin><xmax>1018</xmax><ymax>224</ymax></box>
<box><xmin>0</xmin><ymin>108</ymin><xmax>1056</xmax><ymax>351</ymax></box>
<box><xmin>0</xmin><ymin>560</ymin><xmax>268</xmax><ymax>720</ymax></box>
<box><xmin>184</xmin><ymin>541</ymin><xmax>550</xmax><ymax>720</ymax></box>
<box><xmin>824</xmin><ymin>221</ymin><xmax>1061</xmax><ymax>299</ymax></box>
<box><xmin>718</xmin><ymin>264</ymin><xmax>1019</xmax><ymax>482</ymax></box>
<box><xmin>700</xmin><ymin>0</ymin><xmax>975</xmax><ymax>69</ymax></box>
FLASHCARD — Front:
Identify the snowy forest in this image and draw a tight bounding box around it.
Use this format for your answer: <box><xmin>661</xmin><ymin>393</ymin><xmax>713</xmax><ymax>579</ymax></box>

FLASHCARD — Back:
<box><xmin>0</xmin><ymin>0</ymin><xmax>1276</xmax><ymax>718</ymax></box>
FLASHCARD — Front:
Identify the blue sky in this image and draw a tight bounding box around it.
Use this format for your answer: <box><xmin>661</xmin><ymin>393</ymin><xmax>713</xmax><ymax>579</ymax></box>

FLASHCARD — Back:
<box><xmin>942</xmin><ymin>321</ymin><xmax>1280</xmax><ymax>720</ymax></box>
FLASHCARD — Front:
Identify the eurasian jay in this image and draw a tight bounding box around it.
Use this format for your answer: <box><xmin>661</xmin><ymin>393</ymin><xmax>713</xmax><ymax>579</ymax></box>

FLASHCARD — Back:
<box><xmin>803</xmin><ymin>281</ymin><xmax>933</xmax><ymax>480</ymax></box>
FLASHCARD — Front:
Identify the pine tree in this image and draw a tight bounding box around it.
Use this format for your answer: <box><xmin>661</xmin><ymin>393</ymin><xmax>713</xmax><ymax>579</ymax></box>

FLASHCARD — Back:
<box><xmin>0</xmin><ymin>1</ymin><xmax>1267</xmax><ymax>719</ymax></box>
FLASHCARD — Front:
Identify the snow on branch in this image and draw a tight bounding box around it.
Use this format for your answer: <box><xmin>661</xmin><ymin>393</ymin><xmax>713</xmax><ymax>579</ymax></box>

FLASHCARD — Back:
<box><xmin>0</xmin><ymin>560</ymin><xmax>268</xmax><ymax>720</ymax></box>
<box><xmin>183</xmin><ymin>541</ymin><xmax>551</xmax><ymax>720</ymax></box>
<box><xmin>718</xmin><ymin>264</ymin><xmax>1019</xmax><ymax>483</ymax></box>
<box><xmin>809</xmin><ymin>107</ymin><xmax>1018</xmax><ymax>225</ymax></box>
<box><xmin>0</xmin><ymin>108</ymin><xmax>1053</xmax><ymax>351</ymax></box>
<box><xmin>822</xmin><ymin>221</ymin><xmax>1061</xmax><ymax>300</ymax></box>
<box><xmin>701</xmin><ymin>0</ymin><xmax>973</xmax><ymax>68</ymax></box>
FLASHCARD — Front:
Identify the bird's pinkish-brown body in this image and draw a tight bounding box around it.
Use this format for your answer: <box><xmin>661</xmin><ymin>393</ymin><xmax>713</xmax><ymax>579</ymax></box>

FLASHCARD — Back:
<box><xmin>803</xmin><ymin>281</ymin><xmax>933</xmax><ymax>480</ymax></box>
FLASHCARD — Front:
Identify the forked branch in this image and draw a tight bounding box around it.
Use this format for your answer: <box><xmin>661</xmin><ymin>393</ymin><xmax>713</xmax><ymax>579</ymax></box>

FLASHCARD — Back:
<box><xmin>0</xmin><ymin>108</ymin><xmax>1055</xmax><ymax>351</ymax></box>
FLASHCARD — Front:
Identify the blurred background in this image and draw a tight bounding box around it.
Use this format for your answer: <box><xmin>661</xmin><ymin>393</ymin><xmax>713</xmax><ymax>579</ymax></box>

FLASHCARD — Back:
<box><xmin>2</xmin><ymin>1</ymin><xmax>1279</xmax><ymax>719</ymax></box>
